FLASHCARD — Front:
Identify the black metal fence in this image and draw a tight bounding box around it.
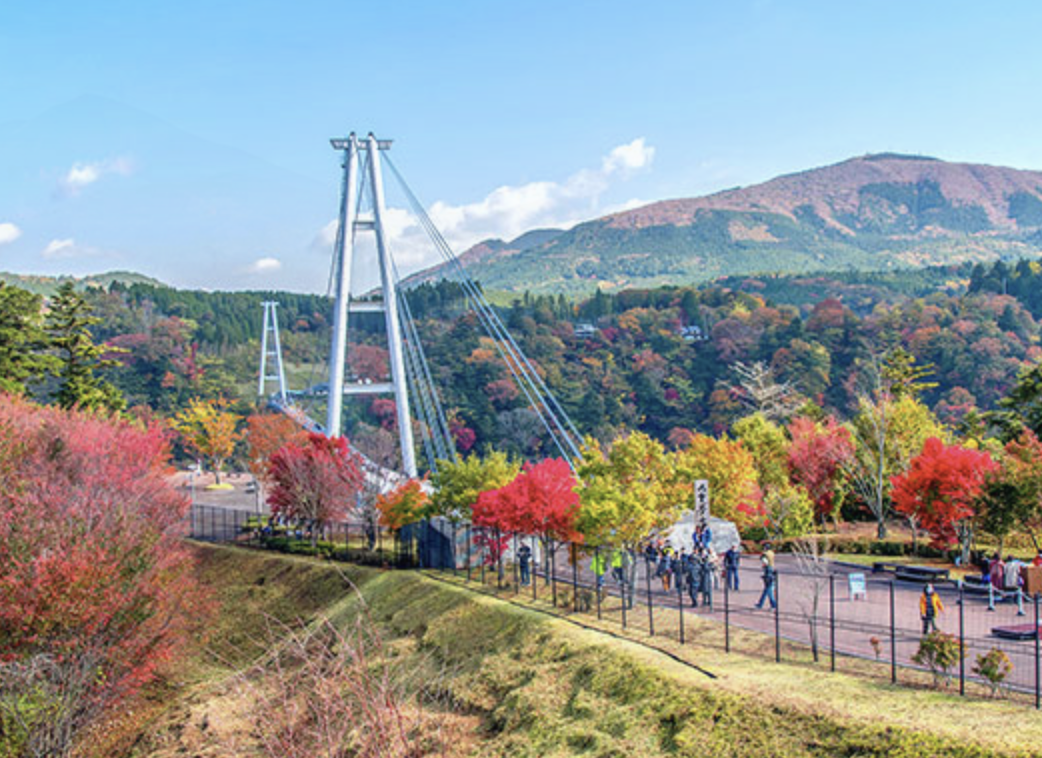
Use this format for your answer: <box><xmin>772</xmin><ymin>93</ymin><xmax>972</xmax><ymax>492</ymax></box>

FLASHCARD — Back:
<box><xmin>189</xmin><ymin>504</ymin><xmax>1042</xmax><ymax>707</ymax></box>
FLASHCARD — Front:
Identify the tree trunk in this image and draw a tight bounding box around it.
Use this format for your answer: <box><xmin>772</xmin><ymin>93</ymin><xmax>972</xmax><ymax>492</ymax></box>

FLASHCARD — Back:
<box><xmin>877</xmin><ymin>519</ymin><xmax>887</xmax><ymax>540</ymax></box>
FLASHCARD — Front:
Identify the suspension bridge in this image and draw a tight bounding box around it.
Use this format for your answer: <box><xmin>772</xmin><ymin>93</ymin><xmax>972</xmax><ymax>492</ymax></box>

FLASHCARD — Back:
<box><xmin>257</xmin><ymin>133</ymin><xmax>581</xmax><ymax>487</ymax></box>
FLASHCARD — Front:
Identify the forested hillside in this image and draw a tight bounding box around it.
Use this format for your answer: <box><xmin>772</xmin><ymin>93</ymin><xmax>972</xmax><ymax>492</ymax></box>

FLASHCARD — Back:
<box><xmin>4</xmin><ymin>261</ymin><xmax>1039</xmax><ymax>468</ymax></box>
<box><xmin>431</xmin><ymin>154</ymin><xmax>1042</xmax><ymax>295</ymax></box>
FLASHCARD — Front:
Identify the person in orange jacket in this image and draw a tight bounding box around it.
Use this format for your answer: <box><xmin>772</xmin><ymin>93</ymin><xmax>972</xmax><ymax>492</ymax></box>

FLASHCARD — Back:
<box><xmin>920</xmin><ymin>584</ymin><xmax>944</xmax><ymax>634</ymax></box>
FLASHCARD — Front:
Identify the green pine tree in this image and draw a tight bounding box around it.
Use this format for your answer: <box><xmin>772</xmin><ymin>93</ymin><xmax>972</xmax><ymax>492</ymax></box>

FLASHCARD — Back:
<box><xmin>46</xmin><ymin>282</ymin><xmax>126</xmax><ymax>412</ymax></box>
<box><xmin>0</xmin><ymin>282</ymin><xmax>56</xmax><ymax>395</ymax></box>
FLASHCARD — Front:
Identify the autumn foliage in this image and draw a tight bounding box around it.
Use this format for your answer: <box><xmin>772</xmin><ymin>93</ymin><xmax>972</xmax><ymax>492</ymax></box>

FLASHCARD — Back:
<box><xmin>891</xmin><ymin>437</ymin><xmax>998</xmax><ymax>549</ymax></box>
<box><xmin>376</xmin><ymin>479</ymin><xmax>429</xmax><ymax>532</ymax></box>
<box><xmin>0</xmin><ymin>394</ymin><xmax>207</xmax><ymax>754</ymax></box>
<box><xmin>245</xmin><ymin>412</ymin><xmax>309</xmax><ymax>484</ymax></box>
<box><xmin>787</xmin><ymin>415</ymin><xmax>855</xmax><ymax>522</ymax></box>
<box><xmin>472</xmin><ymin>458</ymin><xmax>580</xmax><ymax>542</ymax></box>
<box><xmin>174</xmin><ymin>396</ymin><xmax>241</xmax><ymax>484</ymax></box>
<box><xmin>268</xmin><ymin>433</ymin><xmax>364</xmax><ymax>541</ymax></box>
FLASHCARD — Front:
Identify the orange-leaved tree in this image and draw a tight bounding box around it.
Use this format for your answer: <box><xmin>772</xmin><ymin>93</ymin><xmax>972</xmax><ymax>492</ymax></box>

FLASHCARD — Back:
<box><xmin>891</xmin><ymin>437</ymin><xmax>997</xmax><ymax>559</ymax></box>
<box><xmin>245</xmin><ymin>412</ymin><xmax>309</xmax><ymax>488</ymax></box>
<box><xmin>376</xmin><ymin>478</ymin><xmax>429</xmax><ymax>532</ymax></box>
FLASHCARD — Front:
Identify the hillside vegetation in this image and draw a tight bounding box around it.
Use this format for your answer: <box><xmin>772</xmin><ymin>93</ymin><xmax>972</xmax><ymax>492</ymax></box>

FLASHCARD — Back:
<box><xmin>435</xmin><ymin>154</ymin><xmax>1042</xmax><ymax>294</ymax></box>
<box><xmin>124</xmin><ymin>544</ymin><xmax>1042</xmax><ymax>757</ymax></box>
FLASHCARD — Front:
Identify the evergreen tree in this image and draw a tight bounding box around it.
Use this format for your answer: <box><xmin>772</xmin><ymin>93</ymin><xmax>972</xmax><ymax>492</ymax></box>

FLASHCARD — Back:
<box><xmin>0</xmin><ymin>282</ymin><xmax>54</xmax><ymax>395</ymax></box>
<box><xmin>46</xmin><ymin>282</ymin><xmax>125</xmax><ymax>412</ymax></box>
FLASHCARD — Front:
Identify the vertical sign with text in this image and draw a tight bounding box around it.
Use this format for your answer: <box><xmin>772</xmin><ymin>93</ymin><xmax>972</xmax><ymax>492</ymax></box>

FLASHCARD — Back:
<box><xmin>694</xmin><ymin>479</ymin><xmax>710</xmax><ymax>529</ymax></box>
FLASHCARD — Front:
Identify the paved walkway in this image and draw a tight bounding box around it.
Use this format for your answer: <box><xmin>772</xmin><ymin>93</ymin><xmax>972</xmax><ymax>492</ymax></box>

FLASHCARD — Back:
<box><xmin>530</xmin><ymin>546</ymin><xmax>1040</xmax><ymax>694</ymax></box>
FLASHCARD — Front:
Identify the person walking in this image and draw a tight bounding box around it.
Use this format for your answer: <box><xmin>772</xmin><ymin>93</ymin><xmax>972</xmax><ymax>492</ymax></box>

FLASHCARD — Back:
<box><xmin>592</xmin><ymin>549</ymin><xmax>608</xmax><ymax>593</ymax></box>
<box><xmin>677</xmin><ymin>547</ymin><xmax>690</xmax><ymax>595</ymax></box>
<box><xmin>755</xmin><ymin>544</ymin><xmax>777</xmax><ymax>610</ymax></box>
<box><xmin>687</xmin><ymin>549</ymin><xmax>703</xmax><ymax>607</ymax></box>
<box><xmin>643</xmin><ymin>541</ymin><xmax>659</xmax><ymax>570</ymax></box>
<box><xmin>697</xmin><ymin>549</ymin><xmax>713</xmax><ymax>608</ymax></box>
<box><xmin>518</xmin><ymin>543</ymin><xmax>532</xmax><ymax>586</ymax></box>
<box><xmin>657</xmin><ymin>546</ymin><xmax>675</xmax><ymax>592</ymax></box>
<box><xmin>990</xmin><ymin>553</ymin><xmax>1006</xmax><ymax>591</ymax></box>
<box><xmin>920</xmin><ymin>584</ymin><xmax>944</xmax><ymax>634</ymax></box>
<box><xmin>724</xmin><ymin>543</ymin><xmax>741</xmax><ymax>591</ymax></box>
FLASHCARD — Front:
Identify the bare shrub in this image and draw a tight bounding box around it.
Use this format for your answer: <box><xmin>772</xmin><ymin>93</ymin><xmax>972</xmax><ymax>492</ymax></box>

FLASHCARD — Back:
<box><xmin>235</xmin><ymin>598</ymin><xmax>452</xmax><ymax>757</ymax></box>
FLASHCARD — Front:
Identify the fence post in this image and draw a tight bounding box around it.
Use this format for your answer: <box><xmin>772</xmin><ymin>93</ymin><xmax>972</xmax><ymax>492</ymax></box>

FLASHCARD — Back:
<box><xmin>572</xmin><ymin>544</ymin><xmax>580</xmax><ymax>613</ymax></box>
<box><xmin>1035</xmin><ymin>593</ymin><xmax>1040</xmax><ymax>710</ymax></box>
<box><xmin>724</xmin><ymin>570</ymin><xmax>729</xmax><ymax>652</ymax></box>
<box><xmin>774</xmin><ymin>572</ymin><xmax>781</xmax><ymax>663</ymax></box>
<box><xmin>466</xmin><ymin>525</ymin><xmax>472</xmax><ymax>582</ymax></box>
<box><xmin>448</xmin><ymin>522</ymin><xmax>454</xmax><ymax>574</ymax></box>
<box><xmin>532</xmin><ymin>536</ymin><xmax>538</xmax><ymax>601</ymax></box>
<box><xmin>480</xmin><ymin>528</ymin><xmax>486</xmax><ymax>585</ymax></box>
<box><xmin>497</xmin><ymin>529</ymin><xmax>503</xmax><ymax>590</ymax></box>
<box><xmin>209</xmin><ymin>506</ymin><xmax>215</xmax><ymax>542</ymax></box>
<box><xmin>621</xmin><ymin>549</ymin><xmax>628</xmax><ymax>630</ymax></box>
<box><xmin>595</xmin><ymin>546</ymin><xmax>602</xmax><ymax>620</ymax></box>
<box><xmin>829</xmin><ymin>574</ymin><xmax>836</xmax><ymax>673</ymax></box>
<box><xmin>959</xmin><ymin>584</ymin><xmax>965</xmax><ymax>696</ymax></box>
<box><xmin>513</xmin><ymin>533</ymin><xmax>519</xmax><ymax>594</ymax></box>
<box><xmin>550</xmin><ymin>539</ymin><xmax>558</xmax><ymax>607</ymax></box>
<box><xmin>378</xmin><ymin>525</ymin><xmax>383</xmax><ymax>564</ymax></box>
<box><xmin>677</xmin><ymin>570</ymin><xmax>685</xmax><ymax>645</ymax></box>
<box><xmin>889</xmin><ymin>581</ymin><xmax>897</xmax><ymax>685</ymax></box>
<box><xmin>645</xmin><ymin>556</ymin><xmax>655</xmax><ymax>636</ymax></box>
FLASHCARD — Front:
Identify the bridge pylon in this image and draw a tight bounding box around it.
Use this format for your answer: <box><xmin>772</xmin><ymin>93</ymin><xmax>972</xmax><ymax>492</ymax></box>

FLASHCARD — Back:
<box><xmin>327</xmin><ymin>133</ymin><xmax>417</xmax><ymax>478</ymax></box>
<box><xmin>258</xmin><ymin>300</ymin><xmax>288</xmax><ymax>403</ymax></box>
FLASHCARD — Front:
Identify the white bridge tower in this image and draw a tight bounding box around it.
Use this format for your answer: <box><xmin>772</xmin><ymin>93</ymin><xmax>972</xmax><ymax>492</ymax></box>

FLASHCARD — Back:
<box><xmin>258</xmin><ymin>300</ymin><xmax>288</xmax><ymax>403</ymax></box>
<box><xmin>326</xmin><ymin>133</ymin><xmax>417</xmax><ymax>478</ymax></box>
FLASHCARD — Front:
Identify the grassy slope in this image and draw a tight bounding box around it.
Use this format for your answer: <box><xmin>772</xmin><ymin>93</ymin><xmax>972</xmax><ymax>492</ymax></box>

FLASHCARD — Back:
<box><xmin>129</xmin><ymin>545</ymin><xmax>1042</xmax><ymax>758</ymax></box>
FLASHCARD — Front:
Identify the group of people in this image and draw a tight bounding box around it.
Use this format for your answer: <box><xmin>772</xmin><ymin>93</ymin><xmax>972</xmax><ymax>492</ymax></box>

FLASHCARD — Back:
<box><xmin>982</xmin><ymin>552</ymin><xmax>1040</xmax><ymax>592</ymax></box>
<box><xmin>640</xmin><ymin>529</ymin><xmax>745</xmax><ymax>609</ymax></box>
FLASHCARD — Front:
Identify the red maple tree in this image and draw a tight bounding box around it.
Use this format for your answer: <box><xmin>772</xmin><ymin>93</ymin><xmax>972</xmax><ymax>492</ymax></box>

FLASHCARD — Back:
<box><xmin>472</xmin><ymin>457</ymin><xmax>581</xmax><ymax>565</ymax></box>
<box><xmin>0</xmin><ymin>394</ymin><xmax>207</xmax><ymax>754</ymax></box>
<box><xmin>891</xmin><ymin>437</ymin><xmax>998</xmax><ymax>550</ymax></box>
<box><xmin>787</xmin><ymin>415</ymin><xmax>855</xmax><ymax>522</ymax></box>
<box><xmin>268</xmin><ymin>433</ymin><xmax>364</xmax><ymax>544</ymax></box>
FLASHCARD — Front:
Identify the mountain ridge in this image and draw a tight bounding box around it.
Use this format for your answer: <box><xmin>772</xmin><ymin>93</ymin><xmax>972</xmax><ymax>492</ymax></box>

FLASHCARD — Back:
<box><xmin>424</xmin><ymin>154</ymin><xmax>1042</xmax><ymax>295</ymax></box>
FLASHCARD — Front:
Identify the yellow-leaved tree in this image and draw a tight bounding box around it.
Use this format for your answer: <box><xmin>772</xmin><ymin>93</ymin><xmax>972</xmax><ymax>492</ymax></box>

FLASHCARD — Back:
<box><xmin>426</xmin><ymin>451</ymin><xmax>520</xmax><ymax>523</ymax></box>
<box><xmin>175</xmin><ymin>397</ymin><xmax>242</xmax><ymax>486</ymax></box>
<box><xmin>673</xmin><ymin>433</ymin><xmax>761</xmax><ymax>528</ymax></box>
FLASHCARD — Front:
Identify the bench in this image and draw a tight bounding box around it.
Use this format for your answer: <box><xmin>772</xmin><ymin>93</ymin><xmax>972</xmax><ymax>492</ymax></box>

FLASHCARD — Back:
<box><xmin>894</xmin><ymin>565</ymin><xmax>949</xmax><ymax>583</ymax></box>
<box><xmin>961</xmin><ymin>575</ymin><xmax>993</xmax><ymax>595</ymax></box>
<box><xmin>871</xmin><ymin>561</ymin><xmax>903</xmax><ymax>574</ymax></box>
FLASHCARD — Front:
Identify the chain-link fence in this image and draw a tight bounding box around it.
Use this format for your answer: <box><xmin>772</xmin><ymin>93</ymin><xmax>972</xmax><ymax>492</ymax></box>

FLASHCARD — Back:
<box><xmin>189</xmin><ymin>504</ymin><xmax>1042</xmax><ymax>707</ymax></box>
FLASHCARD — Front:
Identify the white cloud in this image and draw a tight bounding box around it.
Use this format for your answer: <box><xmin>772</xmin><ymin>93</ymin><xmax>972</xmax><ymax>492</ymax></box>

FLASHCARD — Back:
<box><xmin>312</xmin><ymin>137</ymin><xmax>655</xmax><ymax>290</ymax></box>
<box><xmin>247</xmin><ymin>256</ymin><xmax>282</xmax><ymax>273</ymax></box>
<box><xmin>602</xmin><ymin>137</ymin><xmax>655</xmax><ymax>174</ymax></box>
<box><xmin>0</xmin><ymin>222</ymin><xmax>21</xmax><ymax>246</ymax></box>
<box><xmin>41</xmin><ymin>238</ymin><xmax>78</xmax><ymax>259</ymax></box>
<box><xmin>59</xmin><ymin>157</ymin><xmax>134</xmax><ymax>195</ymax></box>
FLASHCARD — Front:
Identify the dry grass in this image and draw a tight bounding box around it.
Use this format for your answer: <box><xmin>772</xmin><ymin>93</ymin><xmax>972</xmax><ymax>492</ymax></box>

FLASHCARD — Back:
<box><xmin>108</xmin><ymin>545</ymin><xmax>1042</xmax><ymax>757</ymax></box>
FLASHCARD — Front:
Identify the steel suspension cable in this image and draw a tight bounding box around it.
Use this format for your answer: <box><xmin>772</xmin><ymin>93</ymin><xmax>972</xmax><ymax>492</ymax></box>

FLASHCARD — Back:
<box><xmin>385</xmin><ymin>156</ymin><xmax>582</xmax><ymax>462</ymax></box>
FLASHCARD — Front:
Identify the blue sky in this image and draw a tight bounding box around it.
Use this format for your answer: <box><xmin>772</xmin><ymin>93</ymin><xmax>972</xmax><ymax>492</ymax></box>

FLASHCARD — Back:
<box><xmin>2</xmin><ymin>1</ymin><xmax>1041</xmax><ymax>292</ymax></box>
